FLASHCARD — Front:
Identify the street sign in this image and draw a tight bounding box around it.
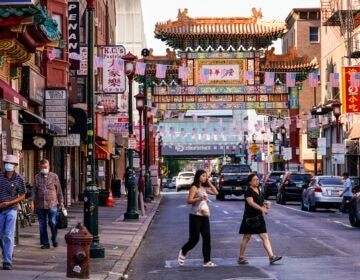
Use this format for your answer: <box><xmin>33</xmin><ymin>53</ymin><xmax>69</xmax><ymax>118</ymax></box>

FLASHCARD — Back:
<box><xmin>332</xmin><ymin>154</ymin><xmax>345</xmax><ymax>164</ymax></box>
<box><xmin>45</xmin><ymin>89</ymin><xmax>68</xmax><ymax>136</ymax></box>
<box><xmin>128</xmin><ymin>134</ymin><xmax>137</xmax><ymax>149</ymax></box>
<box><xmin>317</xmin><ymin>138</ymin><xmax>326</xmax><ymax>156</ymax></box>
<box><xmin>54</xmin><ymin>134</ymin><xmax>80</xmax><ymax>147</ymax></box>
<box><xmin>250</xmin><ymin>144</ymin><xmax>260</xmax><ymax>154</ymax></box>
<box><xmin>282</xmin><ymin>147</ymin><xmax>292</xmax><ymax>161</ymax></box>
<box><xmin>332</xmin><ymin>143</ymin><xmax>345</xmax><ymax>154</ymax></box>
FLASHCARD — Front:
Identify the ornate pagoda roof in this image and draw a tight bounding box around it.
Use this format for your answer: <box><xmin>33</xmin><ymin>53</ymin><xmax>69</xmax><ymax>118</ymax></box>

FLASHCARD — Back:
<box><xmin>155</xmin><ymin>8</ymin><xmax>287</xmax><ymax>50</ymax></box>
<box><xmin>0</xmin><ymin>5</ymin><xmax>62</xmax><ymax>42</ymax></box>
<box><xmin>262</xmin><ymin>47</ymin><xmax>319</xmax><ymax>72</ymax></box>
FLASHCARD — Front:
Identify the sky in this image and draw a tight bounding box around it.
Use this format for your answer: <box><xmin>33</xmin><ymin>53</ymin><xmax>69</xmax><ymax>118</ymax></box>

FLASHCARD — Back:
<box><xmin>141</xmin><ymin>0</ymin><xmax>320</xmax><ymax>55</ymax></box>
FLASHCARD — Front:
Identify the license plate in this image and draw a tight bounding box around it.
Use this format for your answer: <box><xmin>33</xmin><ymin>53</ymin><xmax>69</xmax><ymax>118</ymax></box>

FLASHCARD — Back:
<box><xmin>331</xmin><ymin>190</ymin><xmax>340</xmax><ymax>196</ymax></box>
<box><xmin>235</xmin><ymin>187</ymin><xmax>242</xmax><ymax>191</ymax></box>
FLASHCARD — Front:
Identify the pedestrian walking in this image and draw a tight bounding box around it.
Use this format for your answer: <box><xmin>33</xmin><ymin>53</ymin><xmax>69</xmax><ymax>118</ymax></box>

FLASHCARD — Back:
<box><xmin>238</xmin><ymin>173</ymin><xmax>281</xmax><ymax>265</ymax></box>
<box><xmin>339</xmin><ymin>172</ymin><xmax>353</xmax><ymax>213</ymax></box>
<box><xmin>178</xmin><ymin>169</ymin><xmax>218</xmax><ymax>267</ymax></box>
<box><xmin>30</xmin><ymin>159</ymin><xmax>64</xmax><ymax>249</ymax></box>
<box><xmin>0</xmin><ymin>155</ymin><xmax>26</xmax><ymax>270</ymax></box>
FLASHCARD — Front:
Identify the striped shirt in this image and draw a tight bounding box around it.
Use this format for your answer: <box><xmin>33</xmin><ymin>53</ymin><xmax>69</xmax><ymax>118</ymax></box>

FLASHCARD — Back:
<box><xmin>0</xmin><ymin>171</ymin><xmax>26</xmax><ymax>211</ymax></box>
<box><xmin>30</xmin><ymin>172</ymin><xmax>64</xmax><ymax>209</ymax></box>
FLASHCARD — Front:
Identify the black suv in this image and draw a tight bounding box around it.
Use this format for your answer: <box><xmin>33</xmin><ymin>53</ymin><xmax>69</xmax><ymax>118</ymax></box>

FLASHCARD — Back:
<box><xmin>216</xmin><ymin>164</ymin><xmax>251</xmax><ymax>200</ymax></box>
<box><xmin>348</xmin><ymin>177</ymin><xmax>360</xmax><ymax>227</ymax></box>
<box><xmin>261</xmin><ymin>171</ymin><xmax>285</xmax><ymax>199</ymax></box>
<box><xmin>276</xmin><ymin>172</ymin><xmax>312</xmax><ymax>205</ymax></box>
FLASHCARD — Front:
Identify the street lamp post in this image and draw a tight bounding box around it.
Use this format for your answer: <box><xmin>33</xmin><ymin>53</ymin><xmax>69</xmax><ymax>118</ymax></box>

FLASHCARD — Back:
<box><xmin>158</xmin><ymin>136</ymin><xmax>163</xmax><ymax>190</ymax></box>
<box><xmin>332</xmin><ymin>100</ymin><xmax>342</xmax><ymax>175</ymax></box>
<box><xmin>83</xmin><ymin>0</ymin><xmax>105</xmax><ymax>259</ymax></box>
<box><xmin>123</xmin><ymin>52</ymin><xmax>139</xmax><ymax>220</ymax></box>
<box><xmin>144</xmin><ymin>106</ymin><xmax>153</xmax><ymax>202</ymax></box>
<box><xmin>135</xmin><ymin>93</ymin><xmax>145</xmax><ymax>198</ymax></box>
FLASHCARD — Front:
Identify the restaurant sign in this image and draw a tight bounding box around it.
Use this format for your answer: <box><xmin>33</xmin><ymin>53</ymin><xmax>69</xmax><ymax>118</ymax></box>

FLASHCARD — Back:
<box><xmin>45</xmin><ymin>89</ymin><xmax>68</xmax><ymax>136</ymax></box>
<box><xmin>102</xmin><ymin>46</ymin><xmax>126</xmax><ymax>93</ymax></box>
<box><xmin>341</xmin><ymin>66</ymin><xmax>360</xmax><ymax>113</ymax></box>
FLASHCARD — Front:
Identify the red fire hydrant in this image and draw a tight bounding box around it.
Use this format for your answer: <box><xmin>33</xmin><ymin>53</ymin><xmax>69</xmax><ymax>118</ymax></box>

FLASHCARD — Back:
<box><xmin>65</xmin><ymin>223</ymin><xmax>93</xmax><ymax>279</ymax></box>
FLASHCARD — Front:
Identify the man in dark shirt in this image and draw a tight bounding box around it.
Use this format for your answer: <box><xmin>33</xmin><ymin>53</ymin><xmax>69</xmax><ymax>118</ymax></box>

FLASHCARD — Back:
<box><xmin>0</xmin><ymin>155</ymin><xmax>26</xmax><ymax>270</ymax></box>
<box><xmin>30</xmin><ymin>159</ymin><xmax>64</xmax><ymax>249</ymax></box>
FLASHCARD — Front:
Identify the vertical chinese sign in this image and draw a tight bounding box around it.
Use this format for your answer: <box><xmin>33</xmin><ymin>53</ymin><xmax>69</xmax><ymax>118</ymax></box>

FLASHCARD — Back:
<box><xmin>341</xmin><ymin>66</ymin><xmax>360</xmax><ymax>113</ymax></box>
<box><xmin>103</xmin><ymin>46</ymin><xmax>126</xmax><ymax>93</ymax></box>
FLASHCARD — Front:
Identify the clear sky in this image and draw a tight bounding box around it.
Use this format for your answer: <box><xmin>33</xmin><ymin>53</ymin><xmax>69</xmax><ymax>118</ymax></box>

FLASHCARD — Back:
<box><xmin>141</xmin><ymin>0</ymin><xmax>320</xmax><ymax>54</ymax></box>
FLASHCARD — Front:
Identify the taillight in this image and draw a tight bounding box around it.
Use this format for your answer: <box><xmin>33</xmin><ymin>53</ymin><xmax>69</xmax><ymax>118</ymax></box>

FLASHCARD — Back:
<box><xmin>266</xmin><ymin>179</ymin><xmax>273</xmax><ymax>183</ymax></box>
<box><xmin>220</xmin><ymin>176</ymin><xmax>225</xmax><ymax>186</ymax></box>
<box><xmin>314</xmin><ymin>186</ymin><xmax>322</xmax><ymax>192</ymax></box>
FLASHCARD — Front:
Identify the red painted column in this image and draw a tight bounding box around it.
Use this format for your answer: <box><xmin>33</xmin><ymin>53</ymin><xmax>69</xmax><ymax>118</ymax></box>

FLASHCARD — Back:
<box><xmin>289</xmin><ymin>87</ymin><xmax>300</xmax><ymax>164</ymax></box>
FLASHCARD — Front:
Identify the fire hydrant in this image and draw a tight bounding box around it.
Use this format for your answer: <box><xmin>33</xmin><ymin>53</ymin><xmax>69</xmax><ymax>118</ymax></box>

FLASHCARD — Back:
<box><xmin>65</xmin><ymin>223</ymin><xmax>93</xmax><ymax>279</ymax></box>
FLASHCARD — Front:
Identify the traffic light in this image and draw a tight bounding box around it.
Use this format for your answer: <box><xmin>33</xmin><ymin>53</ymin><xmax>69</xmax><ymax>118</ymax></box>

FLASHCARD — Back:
<box><xmin>269</xmin><ymin>144</ymin><xmax>274</xmax><ymax>154</ymax></box>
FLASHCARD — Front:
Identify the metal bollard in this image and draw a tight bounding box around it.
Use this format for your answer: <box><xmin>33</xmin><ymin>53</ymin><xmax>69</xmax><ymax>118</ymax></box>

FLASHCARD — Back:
<box><xmin>65</xmin><ymin>223</ymin><xmax>93</xmax><ymax>279</ymax></box>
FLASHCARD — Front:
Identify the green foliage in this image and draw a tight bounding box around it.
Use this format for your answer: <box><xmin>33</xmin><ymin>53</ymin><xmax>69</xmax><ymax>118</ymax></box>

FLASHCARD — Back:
<box><xmin>166</xmin><ymin>159</ymin><xmax>187</xmax><ymax>178</ymax></box>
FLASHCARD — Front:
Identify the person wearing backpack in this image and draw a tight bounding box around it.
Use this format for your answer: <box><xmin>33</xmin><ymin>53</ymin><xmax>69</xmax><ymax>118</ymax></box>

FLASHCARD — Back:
<box><xmin>30</xmin><ymin>159</ymin><xmax>64</xmax><ymax>249</ymax></box>
<box><xmin>177</xmin><ymin>169</ymin><xmax>218</xmax><ymax>267</ymax></box>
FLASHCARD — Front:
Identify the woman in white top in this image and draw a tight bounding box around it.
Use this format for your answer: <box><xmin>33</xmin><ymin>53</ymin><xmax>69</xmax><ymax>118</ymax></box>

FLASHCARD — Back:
<box><xmin>178</xmin><ymin>169</ymin><xmax>218</xmax><ymax>267</ymax></box>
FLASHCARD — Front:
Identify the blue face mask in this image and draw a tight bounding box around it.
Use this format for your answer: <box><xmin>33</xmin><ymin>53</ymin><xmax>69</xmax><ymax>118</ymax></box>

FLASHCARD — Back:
<box><xmin>4</xmin><ymin>163</ymin><xmax>14</xmax><ymax>172</ymax></box>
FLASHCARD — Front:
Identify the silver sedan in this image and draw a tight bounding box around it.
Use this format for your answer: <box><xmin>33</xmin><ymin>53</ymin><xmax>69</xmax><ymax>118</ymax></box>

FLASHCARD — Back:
<box><xmin>301</xmin><ymin>176</ymin><xmax>344</xmax><ymax>212</ymax></box>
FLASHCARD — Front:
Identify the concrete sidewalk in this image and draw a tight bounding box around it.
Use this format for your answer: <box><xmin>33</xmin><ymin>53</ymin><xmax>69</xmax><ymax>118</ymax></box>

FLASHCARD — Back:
<box><xmin>2</xmin><ymin>196</ymin><xmax>161</xmax><ymax>280</ymax></box>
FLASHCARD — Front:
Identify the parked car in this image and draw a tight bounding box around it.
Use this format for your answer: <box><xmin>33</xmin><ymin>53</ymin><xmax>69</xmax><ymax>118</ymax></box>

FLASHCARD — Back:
<box><xmin>176</xmin><ymin>172</ymin><xmax>195</xmax><ymax>192</ymax></box>
<box><xmin>161</xmin><ymin>178</ymin><xmax>169</xmax><ymax>188</ymax></box>
<box><xmin>261</xmin><ymin>171</ymin><xmax>285</xmax><ymax>199</ymax></box>
<box><xmin>216</xmin><ymin>164</ymin><xmax>251</xmax><ymax>200</ymax></box>
<box><xmin>276</xmin><ymin>172</ymin><xmax>312</xmax><ymax>205</ymax></box>
<box><xmin>209</xmin><ymin>173</ymin><xmax>219</xmax><ymax>188</ymax></box>
<box><xmin>168</xmin><ymin>177</ymin><xmax>177</xmax><ymax>189</ymax></box>
<box><xmin>348</xmin><ymin>176</ymin><xmax>360</xmax><ymax>227</ymax></box>
<box><xmin>301</xmin><ymin>176</ymin><xmax>344</xmax><ymax>212</ymax></box>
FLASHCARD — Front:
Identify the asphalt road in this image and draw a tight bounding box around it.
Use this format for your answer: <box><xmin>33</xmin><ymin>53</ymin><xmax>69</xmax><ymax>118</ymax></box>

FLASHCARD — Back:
<box><xmin>126</xmin><ymin>190</ymin><xmax>360</xmax><ymax>280</ymax></box>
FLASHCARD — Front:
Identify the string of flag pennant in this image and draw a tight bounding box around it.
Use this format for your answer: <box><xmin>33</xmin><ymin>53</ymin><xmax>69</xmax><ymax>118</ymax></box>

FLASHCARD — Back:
<box><xmin>84</xmin><ymin>56</ymin><xmax>355</xmax><ymax>88</ymax></box>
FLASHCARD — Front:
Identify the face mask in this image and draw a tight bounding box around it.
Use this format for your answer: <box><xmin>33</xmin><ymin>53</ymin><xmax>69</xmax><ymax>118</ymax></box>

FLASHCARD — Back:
<box><xmin>4</xmin><ymin>163</ymin><xmax>14</xmax><ymax>172</ymax></box>
<box><xmin>41</xmin><ymin>168</ymin><xmax>49</xmax><ymax>175</ymax></box>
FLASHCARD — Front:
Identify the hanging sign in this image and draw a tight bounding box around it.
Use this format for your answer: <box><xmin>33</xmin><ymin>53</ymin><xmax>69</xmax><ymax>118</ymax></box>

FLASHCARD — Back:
<box><xmin>103</xmin><ymin>46</ymin><xmax>126</xmax><ymax>93</ymax></box>
<box><xmin>342</xmin><ymin>66</ymin><xmax>360</xmax><ymax>113</ymax></box>
<box><xmin>45</xmin><ymin>89</ymin><xmax>68</xmax><ymax>136</ymax></box>
<box><xmin>317</xmin><ymin>138</ymin><xmax>326</xmax><ymax>156</ymax></box>
<box><xmin>128</xmin><ymin>134</ymin><xmax>137</xmax><ymax>149</ymax></box>
<box><xmin>54</xmin><ymin>134</ymin><xmax>80</xmax><ymax>147</ymax></box>
<box><xmin>68</xmin><ymin>2</ymin><xmax>80</xmax><ymax>69</ymax></box>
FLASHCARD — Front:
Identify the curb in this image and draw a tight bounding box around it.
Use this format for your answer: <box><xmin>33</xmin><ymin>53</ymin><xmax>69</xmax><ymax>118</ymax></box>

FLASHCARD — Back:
<box><xmin>105</xmin><ymin>196</ymin><xmax>162</xmax><ymax>280</ymax></box>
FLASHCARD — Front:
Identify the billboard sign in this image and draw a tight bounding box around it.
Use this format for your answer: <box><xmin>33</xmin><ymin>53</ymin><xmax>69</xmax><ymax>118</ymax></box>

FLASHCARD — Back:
<box><xmin>68</xmin><ymin>2</ymin><xmax>80</xmax><ymax>69</ymax></box>
<box><xmin>341</xmin><ymin>66</ymin><xmax>360</xmax><ymax>113</ymax></box>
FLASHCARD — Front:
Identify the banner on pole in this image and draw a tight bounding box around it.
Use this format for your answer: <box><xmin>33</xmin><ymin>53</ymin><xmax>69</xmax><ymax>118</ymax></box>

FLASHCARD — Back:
<box><xmin>103</xmin><ymin>46</ymin><xmax>126</xmax><ymax>93</ymax></box>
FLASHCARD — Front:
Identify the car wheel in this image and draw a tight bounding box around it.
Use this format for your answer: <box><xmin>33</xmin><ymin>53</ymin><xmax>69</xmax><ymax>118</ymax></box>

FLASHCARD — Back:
<box><xmin>300</xmin><ymin>198</ymin><xmax>306</xmax><ymax>211</ymax></box>
<box><xmin>280</xmin><ymin>193</ymin><xmax>286</xmax><ymax>205</ymax></box>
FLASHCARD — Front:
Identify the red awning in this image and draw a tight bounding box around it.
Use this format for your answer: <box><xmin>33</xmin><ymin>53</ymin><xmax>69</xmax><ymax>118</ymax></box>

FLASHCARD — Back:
<box><xmin>95</xmin><ymin>144</ymin><xmax>110</xmax><ymax>160</ymax></box>
<box><xmin>0</xmin><ymin>79</ymin><xmax>28</xmax><ymax>110</ymax></box>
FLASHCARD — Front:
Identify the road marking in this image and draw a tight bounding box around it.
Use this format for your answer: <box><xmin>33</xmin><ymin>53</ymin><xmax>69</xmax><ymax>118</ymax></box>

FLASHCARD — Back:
<box><xmin>333</xmin><ymin>220</ymin><xmax>353</xmax><ymax>228</ymax></box>
<box><xmin>177</xmin><ymin>205</ymin><xmax>187</xmax><ymax>208</ymax></box>
<box><xmin>273</xmin><ymin>219</ymin><xmax>304</xmax><ymax>234</ymax></box>
<box><xmin>275</xmin><ymin>204</ymin><xmax>314</xmax><ymax>215</ymax></box>
<box><xmin>223</xmin><ymin>210</ymin><xmax>229</xmax><ymax>214</ymax></box>
<box><xmin>215</xmin><ymin>205</ymin><xmax>219</xmax><ymax>208</ymax></box>
<box><xmin>223</xmin><ymin>278</ymin><xmax>276</xmax><ymax>280</ymax></box>
<box><xmin>310</xmin><ymin>237</ymin><xmax>350</xmax><ymax>256</ymax></box>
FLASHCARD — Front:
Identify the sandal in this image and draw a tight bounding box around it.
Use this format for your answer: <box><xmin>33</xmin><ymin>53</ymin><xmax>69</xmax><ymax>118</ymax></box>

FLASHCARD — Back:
<box><xmin>269</xmin><ymin>255</ymin><xmax>282</xmax><ymax>264</ymax></box>
<box><xmin>178</xmin><ymin>250</ymin><xmax>186</xmax><ymax>266</ymax></box>
<box><xmin>203</xmin><ymin>261</ymin><xmax>217</xmax><ymax>267</ymax></box>
<box><xmin>237</xmin><ymin>257</ymin><xmax>249</xmax><ymax>265</ymax></box>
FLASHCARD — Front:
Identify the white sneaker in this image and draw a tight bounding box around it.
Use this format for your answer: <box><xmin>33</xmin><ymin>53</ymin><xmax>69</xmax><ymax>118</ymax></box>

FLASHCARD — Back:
<box><xmin>203</xmin><ymin>261</ymin><xmax>217</xmax><ymax>267</ymax></box>
<box><xmin>178</xmin><ymin>250</ymin><xmax>186</xmax><ymax>266</ymax></box>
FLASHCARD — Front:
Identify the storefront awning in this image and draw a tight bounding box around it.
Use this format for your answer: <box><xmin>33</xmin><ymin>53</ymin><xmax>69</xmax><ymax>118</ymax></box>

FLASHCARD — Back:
<box><xmin>347</xmin><ymin>124</ymin><xmax>360</xmax><ymax>140</ymax></box>
<box><xmin>19</xmin><ymin>110</ymin><xmax>62</xmax><ymax>134</ymax></box>
<box><xmin>95</xmin><ymin>144</ymin><xmax>110</xmax><ymax>160</ymax></box>
<box><xmin>0</xmin><ymin>79</ymin><xmax>28</xmax><ymax>110</ymax></box>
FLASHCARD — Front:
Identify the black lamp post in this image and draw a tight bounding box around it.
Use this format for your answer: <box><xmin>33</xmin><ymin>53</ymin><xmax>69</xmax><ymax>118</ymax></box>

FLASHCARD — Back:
<box><xmin>83</xmin><ymin>0</ymin><xmax>105</xmax><ymax>259</ymax></box>
<box><xmin>332</xmin><ymin>100</ymin><xmax>342</xmax><ymax>175</ymax></box>
<box><xmin>123</xmin><ymin>52</ymin><xmax>139</xmax><ymax>220</ymax></box>
<box><xmin>135</xmin><ymin>92</ymin><xmax>145</xmax><ymax>196</ymax></box>
<box><xmin>144</xmin><ymin>106</ymin><xmax>153</xmax><ymax>202</ymax></box>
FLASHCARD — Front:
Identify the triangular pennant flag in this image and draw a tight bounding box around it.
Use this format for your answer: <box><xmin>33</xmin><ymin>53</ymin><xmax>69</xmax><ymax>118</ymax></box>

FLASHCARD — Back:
<box><xmin>329</xmin><ymin>72</ymin><xmax>339</xmax><ymax>88</ymax></box>
<box><xmin>264</xmin><ymin>72</ymin><xmax>275</xmax><ymax>86</ymax></box>
<box><xmin>156</xmin><ymin>64</ymin><xmax>167</xmax><ymax>79</ymax></box>
<box><xmin>309</xmin><ymin>72</ymin><xmax>318</xmax><ymax>88</ymax></box>
<box><xmin>286</xmin><ymin>72</ymin><xmax>296</xmax><ymax>87</ymax></box>
<box><xmin>192</xmin><ymin>114</ymin><xmax>198</xmax><ymax>122</ymax></box>
<box><xmin>178</xmin><ymin>66</ymin><xmax>189</xmax><ymax>79</ymax></box>
<box><xmin>135</xmin><ymin>62</ymin><xmax>146</xmax><ymax>75</ymax></box>
<box><xmin>178</xmin><ymin>112</ymin><xmax>185</xmax><ymax>121</ymax></box>
<box><xmin>244</xmin><ymin>70</ymin><xmax>254</xmax><ymax>81</ymax></box>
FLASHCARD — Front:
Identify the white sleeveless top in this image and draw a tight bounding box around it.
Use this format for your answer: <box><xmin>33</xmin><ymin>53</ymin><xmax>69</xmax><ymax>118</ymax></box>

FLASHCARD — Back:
<box><xmin>190</xmin><ymin>186</ymin><xmax>208</xmax><ymax>216</ymax></box>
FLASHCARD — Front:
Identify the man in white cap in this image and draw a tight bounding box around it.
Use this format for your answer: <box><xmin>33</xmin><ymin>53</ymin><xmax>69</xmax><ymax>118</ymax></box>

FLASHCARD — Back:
<box><xmin>0</xmin><ymin>155</ymin><xmax>26</xmax><ymax>270</ymax></box>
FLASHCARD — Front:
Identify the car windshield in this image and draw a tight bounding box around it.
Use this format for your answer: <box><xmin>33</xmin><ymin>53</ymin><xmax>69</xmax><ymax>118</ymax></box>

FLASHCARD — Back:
<box><xmin>222</xmin><ymin>165</ymin><xmax>251</xmax><ymax>173</ymax></box>
<box><xmin>179</xmin><ymin>173</ymin><xmax>194</xmax><ymax>178</ymax></box>
<box><xmin>319</xmin><ymin>178</ymin><xmax>343</xmax><ymax>185</ymax></box>
<box><xmin>290</xmin><ymin>174</ymin><xmax>311</xmax><ymax>182</ymax></box>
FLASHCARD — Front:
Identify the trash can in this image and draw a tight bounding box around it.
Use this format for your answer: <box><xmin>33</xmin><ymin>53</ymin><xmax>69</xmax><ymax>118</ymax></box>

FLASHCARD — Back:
<box><xmin>111</xmin><ymin>179</ymin><xmax>121</xmax><ymax>198</ymax></box>
<box><xmin>98</xmin><ymin>189</ymin><xmax>109</xmax><ymax>206</ymax></box>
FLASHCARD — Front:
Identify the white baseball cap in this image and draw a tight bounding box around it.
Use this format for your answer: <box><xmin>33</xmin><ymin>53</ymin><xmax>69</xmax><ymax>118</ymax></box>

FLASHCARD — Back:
<box><xmin>4</xmin><ymin>155</ymin><xmax>19</xmax><ymax>165</ymax></box>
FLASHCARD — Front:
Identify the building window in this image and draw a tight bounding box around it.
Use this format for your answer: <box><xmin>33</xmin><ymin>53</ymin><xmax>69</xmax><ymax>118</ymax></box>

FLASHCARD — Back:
<box><xmin>309</xmin><ymin>27</ymin><xmax>319</xmax><ymax>43</ymax></box>
<box><xmin>52</xmin><ymin>14</ymin><xmax>63</xmax><ymax>59</ymax></box>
